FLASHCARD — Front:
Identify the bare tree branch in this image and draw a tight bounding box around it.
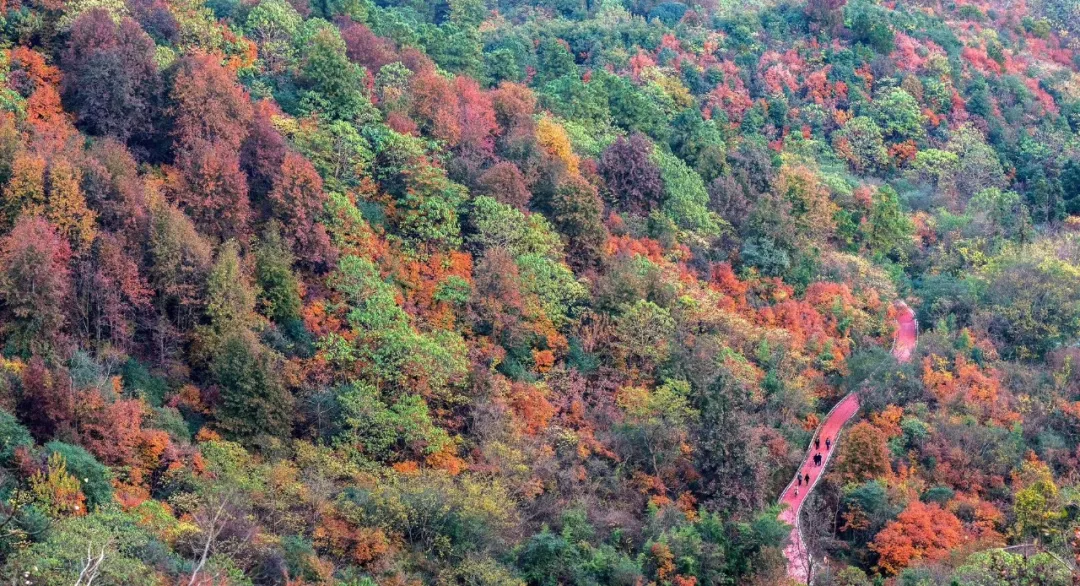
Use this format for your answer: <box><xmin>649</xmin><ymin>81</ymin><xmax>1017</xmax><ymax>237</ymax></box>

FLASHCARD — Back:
<box><xmin>73</xmin><ymin>540</ymin><xmax>108</xmax><ymax>586</ymax></box>
<box><xmin>188</xmin><ymin>494</ymin><xmax>232</xmax><ymax>586</ymax></box>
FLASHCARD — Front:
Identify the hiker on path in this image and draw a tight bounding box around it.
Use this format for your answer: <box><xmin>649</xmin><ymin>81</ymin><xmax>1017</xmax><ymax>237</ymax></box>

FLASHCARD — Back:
<box><xmin>804</xmin><ymin>473</ymin><xmax>810</xmax><ymax>484</ymax></box>
<box><xmin>826</xmin><ymin>437</ymin><xmax>831</xmax><ymax>451</ymax></box>
<box><xmin>797</xmin><ymin>475</ymin><xmax>802</xmax><ymax>487</ymax></box>
<box><xmin>814</xmin><ymin>453</ymin><xmax>822</xmax><ymax>466</ymax></box>
<box><xmin>814</xmin><ymin>438</ymin><xmax>820</xmax><ymax>450</ymax></box>
<box><xmin>794</xmin><ymin>487</ymin><xmax>799</xmax><ymax>497</ymax></box>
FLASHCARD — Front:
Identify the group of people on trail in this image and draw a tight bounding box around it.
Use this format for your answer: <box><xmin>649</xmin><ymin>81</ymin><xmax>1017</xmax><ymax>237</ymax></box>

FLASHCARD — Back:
<box><xmin>793</xmin><ymin>436</ymin><xmax>832</xmax><ymax>498</ymax></box>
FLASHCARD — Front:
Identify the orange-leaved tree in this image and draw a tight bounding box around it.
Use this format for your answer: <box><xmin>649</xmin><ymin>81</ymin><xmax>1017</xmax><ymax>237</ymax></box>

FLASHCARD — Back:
<box><xmin>870</xmin><ymin>500</ymin><xmax>964</xmax><ymax>574</ymax></box>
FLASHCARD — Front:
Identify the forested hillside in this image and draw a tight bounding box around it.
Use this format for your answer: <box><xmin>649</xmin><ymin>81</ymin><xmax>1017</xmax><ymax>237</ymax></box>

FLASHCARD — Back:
<box><xmin>0</xmin><ymin>0</ymin><xmax>1075</xmax><ymax>583</ymax></box>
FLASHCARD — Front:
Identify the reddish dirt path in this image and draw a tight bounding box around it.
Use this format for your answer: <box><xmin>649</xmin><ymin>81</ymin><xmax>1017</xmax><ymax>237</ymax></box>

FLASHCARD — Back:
<box><xmin>778</xmin><ymin>301</ymin><xmax>918</xmax><ymax>583</ymax></box>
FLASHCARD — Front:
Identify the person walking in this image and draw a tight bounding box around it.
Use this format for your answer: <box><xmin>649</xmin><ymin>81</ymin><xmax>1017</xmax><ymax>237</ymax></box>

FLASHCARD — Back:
<box><xmin>814</xmin><ymin>453</ymin><xmax>822</xmax><ymax>466</ymax></box>
<box><xmin>804</xmin><ymin>473</ymin><xmax>810</xmax><ymax>484</ymax></box>
<box><xmin>794</xmin><ymin>487</ymin><xmax>799</xmax><ymax>497</ymax></box>
<box><xmin>797</xmin><ymin>475</ymin><xmax>802</xmax><ymax>487</ymax></box>
<box><xmin>825</xmin><ymin>437</ymin><xmax>831</xmax><ymax>451</ymax></box>
<box><xmin>814</xmin><ymin>438</ymin><xmax>820</xmax><ymax>450</ymax></box>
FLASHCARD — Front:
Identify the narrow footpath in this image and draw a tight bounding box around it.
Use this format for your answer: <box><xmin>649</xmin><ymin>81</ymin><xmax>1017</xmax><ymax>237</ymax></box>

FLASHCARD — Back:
<box><xmin>778</xmin><ymin>301</ymin><xmax>918</xmax><ymax>583</ymax></box>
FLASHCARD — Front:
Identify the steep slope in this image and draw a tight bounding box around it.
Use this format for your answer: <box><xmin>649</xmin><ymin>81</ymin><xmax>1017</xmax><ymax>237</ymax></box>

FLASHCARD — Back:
<box><xmin>779</xmin><ymin>301</ymin><xmax>918</xmax><ymax>583</ymax></box>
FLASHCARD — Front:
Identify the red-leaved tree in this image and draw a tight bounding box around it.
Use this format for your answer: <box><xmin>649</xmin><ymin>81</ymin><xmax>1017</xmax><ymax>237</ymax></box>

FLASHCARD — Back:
<box><xmin>0</xmin><ymin>216</ymin><xmax>73</xmax><ymax>356</ymax></box>
<box><xmin>268</xmin><ymin>152</ymin><xmax>336</xmax><ymax>270</ymax></box>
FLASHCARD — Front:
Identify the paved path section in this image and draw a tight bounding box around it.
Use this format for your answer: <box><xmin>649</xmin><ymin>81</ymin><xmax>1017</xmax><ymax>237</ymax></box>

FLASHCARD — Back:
<box><xmin>778</xmin><ymin>301</ymin><xmax>918</xmax><ymax>583</ymax></box>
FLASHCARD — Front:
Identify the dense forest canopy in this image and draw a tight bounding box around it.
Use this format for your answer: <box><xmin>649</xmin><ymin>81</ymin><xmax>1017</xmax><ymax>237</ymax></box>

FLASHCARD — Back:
<box><xmin>0</xmin><ymin>0</ymin><xmax>1074</xmax><ymax>583</ymax></box>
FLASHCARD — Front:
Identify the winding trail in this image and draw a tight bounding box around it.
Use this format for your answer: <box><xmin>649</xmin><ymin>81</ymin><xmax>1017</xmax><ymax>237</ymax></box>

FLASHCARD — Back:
<box><xmin>778</xmin><ymin>300</ymin><xmax>918</xmax><ymax>583</ymax></box>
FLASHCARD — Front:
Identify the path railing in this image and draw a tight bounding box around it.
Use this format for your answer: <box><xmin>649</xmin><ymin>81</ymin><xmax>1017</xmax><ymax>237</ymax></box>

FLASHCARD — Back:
<box><xmin>777</xmin><ymin>393</ymin><xmax>857</xmax><ymax>582</ymax></box>
<box><xmin>778</xmin><ymin>300</ymin><xmax>917</xmax><ymax>584</ymax></box>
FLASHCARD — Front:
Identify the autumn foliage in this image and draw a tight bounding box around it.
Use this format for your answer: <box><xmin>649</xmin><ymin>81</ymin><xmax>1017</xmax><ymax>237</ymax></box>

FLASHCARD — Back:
<box><xmin>0</xmin><ymin>0</ymin><xmax>1068</xmax><ymax>582</ymax></box>
<box><xmin>870</xmin><ymin>501</ymin><xmax>965</xmax><ymax>574</ymax></box>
